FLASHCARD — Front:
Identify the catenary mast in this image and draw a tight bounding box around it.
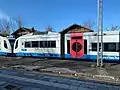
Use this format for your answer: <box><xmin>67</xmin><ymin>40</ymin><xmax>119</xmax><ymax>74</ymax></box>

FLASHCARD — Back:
<box><xmin>97</xmin><ymin>0</ymin><xmax>103</xmax><ymax>67</ymax></box>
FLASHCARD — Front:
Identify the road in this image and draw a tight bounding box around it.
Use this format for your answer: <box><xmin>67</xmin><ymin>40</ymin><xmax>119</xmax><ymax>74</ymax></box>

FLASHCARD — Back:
<box><xmin>0</xmin><ymin>69</ymin><xmax>120</xmax><ymax>90</ymax></box>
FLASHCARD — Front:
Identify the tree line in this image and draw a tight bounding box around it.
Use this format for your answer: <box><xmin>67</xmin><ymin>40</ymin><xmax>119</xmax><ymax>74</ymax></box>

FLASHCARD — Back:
<box><xmin>0</xmin><ymin>16</ymin><xmax>22</xmax><ymax>37</ymax></box>
<box><xmin>0</xmin><ymin>17</ymin><xmax>119</xmax><ymax>37</ymax></box>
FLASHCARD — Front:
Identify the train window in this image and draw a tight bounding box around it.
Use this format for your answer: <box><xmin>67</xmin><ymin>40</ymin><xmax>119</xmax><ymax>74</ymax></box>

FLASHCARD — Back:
<box><xmin>91</xmin><ymin>43</ymin><xmax>101</xmax><ymax>51</ymax></box>
<box><xmin>84</xmin><ymin>40</ymin><xmax>87</xmax><ymax>54</ymax></box>
<box><xmin>25</xmin><ymin>42</ymin><xmax>31</xmax><ymax>48</ymax></box>
<box><xmin>51</xmin><ymin>41</ymin><xmax>56</xmax><ymax>48</ymax></box>
<box><xmin>9</xmin><ymin>39</ymin><xmax>15</xmax><ymax>48</ymax></box>
<box><xmin>15</xmin><ymin>40</ymin><xmax>18</xmax><ymax>49</ymax></box>
<box><xmin>104</xmin><ymin>43</ymin><xmax>116</xmax><ymax>52</ymax></box>
<box><xmin>67</xmin><ymin>40</ymin><xmax>70</xmax><ymax>54</ymax></box>
<box><xmin>91</xmin><ymin>43</ymin><xmax>117</xmax><ymax>52</ymax></box>
<box><xmin>40</xmin><ymin>41</ymin><xmax>43</xmax><ymax>48</ymax></box>
<box><xmin>47</xmin><ymin>41</ymin><xmax>51</xmax><ymax>48</ymax></box>
<box><xmin>4</xmin><ymin>40</ymin><xmax>8</xmax><ymax>49</ymax></box>
<box><xmin>116</xmin><ymin>43</ymin><xmax>120</xmax><ymax>52</ymax></box>
<box><xmin>91</xmin><ymin>43</ymin><xmax>97</xmax><ymax>51</ymax></box>
<box><xmin>40</xmin><ymin>41</ymin><xmax>56</xmax><ymax>48</ymax></box>
<box><xmin>32</xmin><ymin>41</ymin><xmax>38</xmax><ymax>47</ymax></box>
<box><xmin>44</xmin><ymin>41</ymin><xmax>47</xmax><ymax>48</ymax></box>
<box><xmin>40</xmin><ymin>41</ymin><xmax>47</xmax><ymax>48</ymax></box>
<box><xmin>40</xmin><ymin>41</ymin><xmax>46</xmax><ymax>48</ymax></box>
<box><xmin>71</xmin><ymin>36</ymin><xmax>82</xmax><ymax>39</ymax></box>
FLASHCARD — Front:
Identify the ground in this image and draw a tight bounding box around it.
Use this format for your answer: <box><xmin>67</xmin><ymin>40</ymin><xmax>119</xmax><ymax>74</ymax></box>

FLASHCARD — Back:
<box><xmin>0</xmin><ymin>56</ymin><xmax>120</xmax><ymax>84</ymax></box>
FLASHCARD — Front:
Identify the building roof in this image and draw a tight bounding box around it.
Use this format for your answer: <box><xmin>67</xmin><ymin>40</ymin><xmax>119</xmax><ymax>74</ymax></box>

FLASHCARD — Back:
<box><xmin>11</xmin><ymin>27</ymin><xmax>36</xmax><ymax>35</ymax></box>
<box><xmin>33</xmin><ymin>30</ymin><xmax>57</xmax><ymax>35</ymax></box>
<box><xmin>59</xmin><ymin>24</ymin><xmax>94</xmax><ymax>34</ymax></box>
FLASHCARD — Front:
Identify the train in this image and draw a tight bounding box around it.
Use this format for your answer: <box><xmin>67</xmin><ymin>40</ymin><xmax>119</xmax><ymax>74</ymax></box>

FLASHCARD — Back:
<box><xmin>0</xmin><ymin>30</ymin><xmax>119</xmax><ymax>62</ymax></box>
<box><xmin>0</xmin><ymin>36</ymin><xmax>14</xmax><ymax>56</ymax></box>
<box><xmin>12</xmin><ymin>31</ymin><xmax>120</xmax><ymax>62</ymax></box>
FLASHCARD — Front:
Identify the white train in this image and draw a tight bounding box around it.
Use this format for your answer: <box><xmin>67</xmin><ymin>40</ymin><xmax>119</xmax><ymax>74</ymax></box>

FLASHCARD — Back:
<box><xmin>14</xmin><ymin>32</ymin><xmax>61</xmax><ymax>57</ymax></box>
<box><xmin>13</xmin><ymin>31</ymin><xmax>120</xmax><ymax>62</ymax></box>
<box><xmin>65</xmin><ymin>31</ymin><xmax>119</xmax><ymax>62</ymax></box>
<box><xmin>0</xmin><ymin>36</ymin><xmax>13</xmax><ymax>56</ymax></box>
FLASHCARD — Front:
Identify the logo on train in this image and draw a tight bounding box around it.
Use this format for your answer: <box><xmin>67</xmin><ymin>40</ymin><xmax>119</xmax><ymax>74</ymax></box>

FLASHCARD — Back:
<box><xmin>72</xmin><ymin>42</ymin><xmax>82</xmax><ymax>52</ymax></box>
<box><xmin>70</xmin><ymin>33</ymin><xmax>84</xmax><ymax>58</ymax></box>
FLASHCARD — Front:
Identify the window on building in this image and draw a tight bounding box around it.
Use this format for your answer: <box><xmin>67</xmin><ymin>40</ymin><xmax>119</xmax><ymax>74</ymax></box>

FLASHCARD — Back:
<box><xmin>32</xmin><ymin>41</ymin><xmax>39</xmax><ymax>47</ymax></box>
<box><xmin>25</xmin><ymin>42</ymin><xmax>31</xmax><ymax>48</ymax></box>
<box><xmin>4</xmin><ymin>40</ymin><xmax>8</xmax><ymax>49</ymax></box>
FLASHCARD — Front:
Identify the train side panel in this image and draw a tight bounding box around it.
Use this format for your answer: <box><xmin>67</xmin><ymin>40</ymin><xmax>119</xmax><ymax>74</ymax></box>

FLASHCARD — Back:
<box><xmin>89</xmin><ymin>31</ymin><xmax>119</xmax><ymax>62</ymax></box>
<box><xmin>64</xmin><ymin>32</ymin><xmax>95</xmax><ymax>59</ymax></box>
<box><xmin>65</xmin><ymin>31</ymin><xmax>120</xmax><ymax>62</ymax></box>
<box><xmin>14</xmin><ymin>32</ymin><xmax>61</xmax><ymax>58</ymax></box>
<box><xmin>0</xmin><ymin>36</ymin><xmax>12</xmax><ymax>56</ymax></box>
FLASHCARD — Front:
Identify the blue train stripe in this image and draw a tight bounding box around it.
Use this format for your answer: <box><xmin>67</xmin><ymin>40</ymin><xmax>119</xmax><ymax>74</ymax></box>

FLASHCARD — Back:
<box><xmin>65</xmin><ymin>54</ymin><xmax>119</xmax><ymax>61</ymax></box>
<box><xmin>16</xmin><ymin>52</ymin><xmax>61</xmax><ymax>58</ymax></box>
<box><xmin>0</xmin><ymin>52</ymin><xmax>7</xmax><ymax>56</ymax></box>
<box><xmin>15</xmin><ymin>52</ymin><xmax>120</xmax><ymax>61</ymax></box>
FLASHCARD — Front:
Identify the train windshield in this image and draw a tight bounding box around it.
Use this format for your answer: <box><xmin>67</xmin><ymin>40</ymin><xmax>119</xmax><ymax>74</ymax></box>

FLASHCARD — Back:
<box><xmin>8</xmin><ymin>38</ymin><xmax>15</xmax><ymax>53</ymax></box>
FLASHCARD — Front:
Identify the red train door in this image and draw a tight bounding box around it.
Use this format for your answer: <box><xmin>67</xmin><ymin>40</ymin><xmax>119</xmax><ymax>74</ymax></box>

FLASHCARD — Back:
<box><xmin>70</xmin><ymin>33</ymin><xmax>84</xmax><ymax>58</ymax></box>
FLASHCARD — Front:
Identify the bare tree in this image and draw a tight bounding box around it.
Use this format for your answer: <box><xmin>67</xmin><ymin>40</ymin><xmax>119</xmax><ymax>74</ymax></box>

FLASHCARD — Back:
<box><xmin>45</xmin><ymin>26</ymin><xmax>53</xmax><ymax>32</ymax></box>
<box><xmin>105</xmin><ymin>25</ymin><xmax>120</xmax><ymax>31</ymax></box>
<box><xmin>0</xmin><ymin>17</ymin><xmax>17</xmax><ymax>36</ymax></box>
<box><xmin>110</xmin><ymin>25</ymin><xmax>119</xmax><ymax>31</ymax></box>
<box><xmin>17</xmin><ymin>16</ymin><xmax>23</xmax><ymax>28</ymax></box>
<box><xmin>82</xmin><ymin>20</ymin><xmax>95</xmax><ymax>29</ymax></box>
<box><xmin>0</xmin><ymin>18</ymin><xmax>10</xmax><ymax>36</ymax></box>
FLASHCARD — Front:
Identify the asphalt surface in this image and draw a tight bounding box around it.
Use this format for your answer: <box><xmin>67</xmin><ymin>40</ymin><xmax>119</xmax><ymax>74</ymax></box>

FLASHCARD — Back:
<box><xmin>0</xmin><ymin>69</ymin><xmax>120</xmax><ymax>90</ymax></box>
<box><xmin>0</xmin><ymin>56</ymin><xmax>120</xmax><ymax>89</ymax></box>
<box><xmin>2</xmin><ymin>56</ymin><xmax>119</xmax><ymax>76</ymax></box>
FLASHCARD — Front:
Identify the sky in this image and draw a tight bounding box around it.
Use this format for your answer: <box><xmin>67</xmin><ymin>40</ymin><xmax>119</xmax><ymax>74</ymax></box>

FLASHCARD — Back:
<box><xmin>0</xmin><ymin>0</ymin><xmax>120</xmax><ymax>32</ymax></box>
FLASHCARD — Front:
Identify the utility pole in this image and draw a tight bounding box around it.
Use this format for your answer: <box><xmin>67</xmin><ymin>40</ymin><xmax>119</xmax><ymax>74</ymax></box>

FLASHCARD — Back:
<box><xmin>97</xmin><ymin>0</ymin><xmax>103</xmax><ymax>67</ymax></box>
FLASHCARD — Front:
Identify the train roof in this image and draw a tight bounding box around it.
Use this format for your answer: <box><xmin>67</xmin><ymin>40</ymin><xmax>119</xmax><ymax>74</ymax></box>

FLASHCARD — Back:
<box><xmin>17</xmin><ymin>31</ymin><xmax>60</xmax><ymax>39</ymax></box>
<box><xmin>17</xmin><ymin>31</ymin><xmax>120</xmax><ymax>39</ymax></box>
<box><xmin>83</xmin><ymin>31</ymin><xmax>120</xmax><ymax>36</ymax></box>
<box><xmin>0</xmin><ymin>36</ymin><xmax>8</xmax><ymax>39</ymax></box>
<box><xmin>65</xmin><ymin>31</ymin><xmax>120</xmax><ymax>36</ymax></box>
<box><xmin>102</xmin><ymin>30</ymin><xmax>120</xmax><ymax>35</ymax></box>
<box><xmin>7</xmin><ymin>36</ymin><xmax>15</xmax><ymax>40</ymax></box>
